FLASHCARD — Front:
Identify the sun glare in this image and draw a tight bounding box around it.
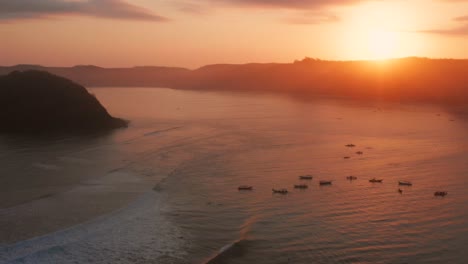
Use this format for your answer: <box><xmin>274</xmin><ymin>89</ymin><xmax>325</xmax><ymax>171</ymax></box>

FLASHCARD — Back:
<box><xmin>340</xmin><ymin>28</ymin><xmax>401</xmax><ymax>61</ymax></box>
<box><xmin>339</xmin><ymin>2</ymin><xmax>414</xmax><ymax>61</ymax></box>
<box><xmin>367</xmin><ymin>30</ymin><xmax>398</xmax><ymax>60</ymax></box>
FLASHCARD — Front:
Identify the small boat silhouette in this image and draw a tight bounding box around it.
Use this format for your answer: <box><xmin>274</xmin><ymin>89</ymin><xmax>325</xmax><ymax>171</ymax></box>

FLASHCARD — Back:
<box><xmin>343</xmin><ymin>156</ymin><xmax>351</xmax><ymax>159</ymax></box>
<box><xmin>319</xmin><ymin>181</ymin><xmax>332</xmax><ymax>185</ymax></box>
<box><xmin>356</xmin><ymin>151</ymin><xmax>363</xmax><ymax>155</ymax></box>
<box><xmin>345</xmin><ymin>144</ymin><xmax>356</xmax><ymax>147</ymax></box>
<box><xmin>299</xmin><ymin>175</ymin><xmax>313</xmax><ymax>180</ymax></box>
<box><xmin>369</xmin><ymin>178</ymin><xmax>383</xmax><ymax>183</ymax></box>
<box><xmin>346</xmin><ymin>176</ymin><xmax>357</xmax><ymax>180</ymax></box>
<box><xmin>272</xmin><ymin>188</ymin><xmax>288</xmax><ymax>194</ymax></box>
<box><xmin>294</xmin><ymin>184</ymin><xmax>308</xmax><ymax>189</ymax></box>
<box><xmin>398</xmin><ymin>181</ymin><xmax>413</xmax><ymax>186</ymax></box>
<box><xmin>398</xmin><ymin>188</ymin><xmax>403</xmax><ymax>194</ymax></box>
<box><xmin>238</xmin><ymin>185</ymin><xmax>253</xmax><ymax>190</ymax></box>
<box><xmin>434</xmin><ymin>191</ymin><xmax>448</xmax><ymax>197</ymax></box>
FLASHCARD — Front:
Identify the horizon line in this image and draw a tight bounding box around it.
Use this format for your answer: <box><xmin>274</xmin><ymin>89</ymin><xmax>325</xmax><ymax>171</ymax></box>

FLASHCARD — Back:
<box><xmin>2</xmin><ymin>56</ymin><xmax>468</xmax><ymax>70</ymax></box>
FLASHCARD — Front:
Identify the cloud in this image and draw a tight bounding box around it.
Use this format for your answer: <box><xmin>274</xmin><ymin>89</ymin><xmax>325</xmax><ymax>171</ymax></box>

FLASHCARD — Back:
<box><xmin>419</xmin><ymin>14</ymin><xmax>468</xmax><ymax>36</ymax></box>
<box><xmin>172</xmin><ymin>0</ymin><xmax>352</xmax><ymax>24</ymax></box>
<box><xmin>172</xmin><ymin>0</ymin><xmax>367</xmax><ymax>13</ymax></box>
<box><xmin>174</xmin><ymin>1</ymin><xmax>212</xmax><ymax>15</ymax></box>
<box><xmin>178</xmin><ymin>5</ymin><xmax>208</xmax><ymax>15</ymax></box>
<box><xmin>284</xmin><ymin>12</ymin><xmax>339</xmax><ymax>24</ymax></box>
<box><xmin>0</xmin><ymin>0</ymin><xmax>169</xmax><ymax>22</ymax></box>
<box><xmin>420</xmin><ymin>24</ymin><xmax>468</xmax><ymax>36</ymax></box>
<box><xmin>454</xmin><ymin>15</ymin><xmax>468</xmax><ymax>21</ymax></box>
<box><xmin>416</xmin><ymin>0</ymin><xmax>468</xmax><ymax>37</ymax></box>
<box><xmin>213</xmin><ymin>0</ymin><xmax>365</xmax><ymax>9</ymax></box>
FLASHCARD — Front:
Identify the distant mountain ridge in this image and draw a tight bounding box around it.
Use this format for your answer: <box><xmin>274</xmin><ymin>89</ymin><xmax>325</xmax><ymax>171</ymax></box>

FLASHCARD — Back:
<box><xmin>1</xmin><ymin>58</ymin><xmax>468</xmax><ymax>104</ymax></box>
<box><xmin>0</xmin><ymin>64</ymin><xmax>190</xmax><ymax>87</ymax></box>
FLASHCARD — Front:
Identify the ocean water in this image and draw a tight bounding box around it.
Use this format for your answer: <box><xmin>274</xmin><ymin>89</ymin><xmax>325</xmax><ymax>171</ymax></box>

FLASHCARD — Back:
<box><xmin>1</xmin><ymin>88</ymin><xmax>468</xmax><ymax>263</ymax></box>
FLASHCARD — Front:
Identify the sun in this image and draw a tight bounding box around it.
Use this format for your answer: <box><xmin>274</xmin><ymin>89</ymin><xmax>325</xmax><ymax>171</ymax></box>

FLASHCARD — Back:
<box><xmin>340</xmin><ymin>28</ymin><xmax>401</xmax><ymax>61</ymax></box>
<box><xmin>338</xmin><ymin>2</ymin><xmax>411</xmax><ymax>61</ymax></box>
<box><xmin>367</xmin><ymin>30</ymin><xmax>398</xmax><ymax>60</ymax></box>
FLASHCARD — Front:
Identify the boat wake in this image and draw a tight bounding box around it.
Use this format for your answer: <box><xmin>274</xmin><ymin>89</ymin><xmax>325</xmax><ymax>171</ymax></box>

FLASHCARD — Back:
<box><xmin>202</xmin><ymin>213</ymin><xmax>260</xmax><ymax>264</ymax></box>
<box><xmin>143</xmin><ymin>126</ymin><xmax>183</xmax><ymax>137</ymax></box>
<box><xmin>203</xmin><ymin>238</ymin><xmax>253</xmax><ymax>264</ymax></box>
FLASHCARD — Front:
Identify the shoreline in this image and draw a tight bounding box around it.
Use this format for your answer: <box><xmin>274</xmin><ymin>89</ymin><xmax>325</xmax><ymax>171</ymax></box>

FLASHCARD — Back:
<box><xmin>0</xmin><ymin>169</ymin><xmax>156</xmax><ymax>245</ymax></box>
<box><xmin>0</xmin><ymin>191</ymin><xmax>189</xmax><ymax>263</ymax></box>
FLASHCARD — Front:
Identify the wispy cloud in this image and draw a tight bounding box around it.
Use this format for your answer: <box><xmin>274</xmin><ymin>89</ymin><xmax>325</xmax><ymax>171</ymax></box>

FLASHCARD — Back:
<box><xmin>419</xmin><ymin>14</ymin><xmax>468</xmax><ymax>36</ymax></box>
<box><xmin>172</xmin><ymin>0</ymin><xmax>352</xmax><ymax>24</ymax></box>
<box><xmin>454</xmin><ymin>15</ymin><xmax>468</xmax><ymax>22</ymax></box>
<box><xmin>0</xmin><ymin>0</ymin><xmax>169</xmax><ymax>22</ymax></box>
<box><xmin>175</xmin><ymin>1</ymin><xmax>213</xmax><ymax>15</ymax></box>
<box><xmin>213</xmin><ymin>0</ymin><xmax>365</xmax><ymax>9</ymax></box>
<box><xmin>172</xmin><ymin>0</ymin><xmax>367</xmax><ymax>15</ymax></box>
<box><xmin>421</xmin><ymin>24</ymin><xmax>468</xmax><ymax>36</ymax></box>
<box><xmin>284</xmin><ymin>12</ymin><xmax>339</xmax><ymax>24</ymax></box>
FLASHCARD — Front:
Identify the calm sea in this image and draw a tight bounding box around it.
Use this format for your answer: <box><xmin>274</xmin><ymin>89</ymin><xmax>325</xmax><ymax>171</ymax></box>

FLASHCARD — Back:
<box><xmin>1</xmin><ymin>87</ymin><xmax>468</xmax><ymax>264</ymax></box>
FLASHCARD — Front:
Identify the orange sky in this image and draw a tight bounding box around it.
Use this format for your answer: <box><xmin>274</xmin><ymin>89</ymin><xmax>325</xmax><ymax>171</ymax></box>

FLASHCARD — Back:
<box><xmin>1</xmin><ymin>0</ymin><xmax>467</xmax><ymax>68</ymax></box>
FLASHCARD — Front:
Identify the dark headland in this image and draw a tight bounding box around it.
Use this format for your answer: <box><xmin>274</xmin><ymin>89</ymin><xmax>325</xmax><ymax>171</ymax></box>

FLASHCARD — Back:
<box><xmin>0</xmin><ymin>70</ymin><xmax>128</xmax><ymax>134</ymax></box>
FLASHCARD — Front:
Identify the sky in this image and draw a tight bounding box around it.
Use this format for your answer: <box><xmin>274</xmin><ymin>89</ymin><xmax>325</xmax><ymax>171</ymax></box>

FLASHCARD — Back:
<box><xmin>1</xmin><ymin>0</ymin><xmax>468</xmax><ymax>68</ymax></box>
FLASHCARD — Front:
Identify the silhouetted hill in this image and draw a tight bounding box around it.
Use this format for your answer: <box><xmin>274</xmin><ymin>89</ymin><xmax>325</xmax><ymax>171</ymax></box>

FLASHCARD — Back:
<box><xmin>1</xmin><ymin>58</ymin><xmax>467</xmax><ymax>104</ymax></box>
<box><xmin>0</xmin><ymin>65</ymin><xmax>190</xmax><ymax>87</ymax></box>
<box><xmin>0</xmin><ymin>70</ymin><xmax>128</xmax><ymax>134</ymax></box>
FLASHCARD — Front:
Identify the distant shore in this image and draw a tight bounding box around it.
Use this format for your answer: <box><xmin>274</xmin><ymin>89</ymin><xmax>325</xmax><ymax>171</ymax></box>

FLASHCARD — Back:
<box><xmin>1</xmin><ymin>57</ymin><xmax>468</xmax><ymax>105</ymax></box>
<box><xmin>0</xmin><ymin>169</ymin><xmax>155</xmax><ymax>244</ymax></box>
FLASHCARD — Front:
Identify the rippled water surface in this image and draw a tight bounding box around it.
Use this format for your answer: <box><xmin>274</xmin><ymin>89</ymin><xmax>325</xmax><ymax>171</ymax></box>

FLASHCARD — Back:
<box><xmin>2</xmin><ymin>88</ymin><xmax>468</xmax><ymax>264</ymax></box>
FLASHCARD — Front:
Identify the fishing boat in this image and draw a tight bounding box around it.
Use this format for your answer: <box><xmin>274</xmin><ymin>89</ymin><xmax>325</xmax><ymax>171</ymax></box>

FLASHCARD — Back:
<box><xmin>434</xmin><ymin>191</ymin><xmax>448</xmax><ymax>197</ymax></box>
<box><xmin>356</xmin><ymin>151</ymin><xmax>363</xmax><ymax>155</ymax></box>
<box><xmin>398</xmin><ymin>181</ymin><xmax>413</xmax><ymax>186</ymax></box>
<box><xmin>299</xmin><ymin>175</ymin><xmax>313</xmax><ymax>180</ymax></box>
<box><xmin>294</xmin><ymin>184</ymin><xmax>308</xmax><ymax>189</ymax></box>
<box><xmin>238</xmin><ymin>185</ymin><xmax>253</xmax><ymax>190</ymax></box>
<box><xmin>369</xmin><ymin>178</ymin><xmax>383</xmax><ymax>183</ymax></box>
<box><xmin>398</xmin><ymin>189</ymin><xmax>403</xmax><ymax>193</ymax></box>
<box><xmin>319</xmin><ymin>181</ymin><xmax>332</xmax><ymax>185</ymax></box>
<box><xmin>346</xmin><ymin>176</ymin><xmax>357</xmax><ymax>180</ymax></box>
<box><xmin>272</xmin><ymin>188</ymin><xmax>288</xmax><ymax>194</ymax></box>
<box><xmin>343</xmin><ymin>156</ymin><xmax>351</xmax><ymax>159</ymax></box>
<box><xmin>345</xmin><ymin>144</ymin><xmax>356</xmax><ymax>147</ymax></box>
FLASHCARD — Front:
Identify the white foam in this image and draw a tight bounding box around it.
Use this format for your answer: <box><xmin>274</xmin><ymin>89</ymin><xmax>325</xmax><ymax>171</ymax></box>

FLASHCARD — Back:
<box><xmin>0</xmin><ymin>191</ymin><xmax>189</xmax><ymax>264</ymax></box>
<box><xmin>31</xmin><ymin>163</ymin><xmax>61</xmax><ymax>171</ymax></box>
<box><xmin>57</xmin><ymin>156</ymin><xmax>92</xmax><ymax>164</ymax></box>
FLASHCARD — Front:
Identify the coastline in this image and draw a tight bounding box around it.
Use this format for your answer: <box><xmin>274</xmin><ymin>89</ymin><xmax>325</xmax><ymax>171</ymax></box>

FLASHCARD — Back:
<box><xmin>0</xmin><ymin>169</ymin><xmax>156</xmax><ymax>245</ymax></box>
<box><xmin>0</xmin><ymin>190</ymin><xmax>189</xmax><ymax>263</ymax></box>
